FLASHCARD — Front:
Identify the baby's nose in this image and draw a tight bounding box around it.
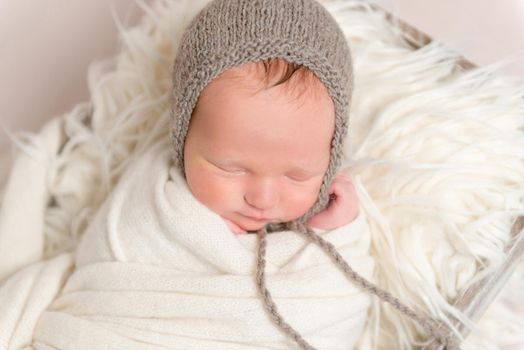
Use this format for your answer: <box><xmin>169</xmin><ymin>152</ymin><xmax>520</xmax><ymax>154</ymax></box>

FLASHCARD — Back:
<box><xmin>244</xmin><ymin>178</ymin><xmax>279</xmax><ymax>210</ymax></box>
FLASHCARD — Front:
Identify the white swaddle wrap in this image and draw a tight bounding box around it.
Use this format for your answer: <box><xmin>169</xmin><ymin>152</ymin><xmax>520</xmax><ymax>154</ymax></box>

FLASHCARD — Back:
<box><xmin>28</xmin><ymin>139</ymin><xmax>374</xmax><ymax>350</ymax></box>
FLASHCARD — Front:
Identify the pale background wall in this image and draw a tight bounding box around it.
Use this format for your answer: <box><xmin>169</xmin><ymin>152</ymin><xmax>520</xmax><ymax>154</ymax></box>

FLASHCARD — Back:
<box><xmin>0</xmin><ymin>0</ymin><xmax>146</xmax><ymax>167</ymax></box>
<box><xmin>370</xmin><ymin>0</ymin><xmax>524</xmax><ymax>76</ymax></box>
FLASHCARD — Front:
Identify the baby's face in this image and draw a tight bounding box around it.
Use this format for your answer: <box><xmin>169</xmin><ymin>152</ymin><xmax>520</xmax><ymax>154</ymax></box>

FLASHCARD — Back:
<box><xmin>183</xmin><ymin>63</ymin><xmax>335</xmax><ymax>232</ymax></box>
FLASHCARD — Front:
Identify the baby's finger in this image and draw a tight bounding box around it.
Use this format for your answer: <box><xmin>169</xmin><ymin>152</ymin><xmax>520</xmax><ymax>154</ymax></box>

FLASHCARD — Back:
<box><xmin>328</xmin><ymin>178</ymin><xmax>351</xmax><ymax>206</ymax></box>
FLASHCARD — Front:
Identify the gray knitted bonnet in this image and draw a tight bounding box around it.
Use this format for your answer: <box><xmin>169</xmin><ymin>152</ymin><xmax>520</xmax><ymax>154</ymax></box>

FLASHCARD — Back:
<box><xmin>171</xmin><ymin>0</ymin><xmax>460</xmax><ymax>349</ymax></box>
<box><xmin>171</xmin><ymin>0</ymin><xmax>352</xmax><ymax>222</ymax></box>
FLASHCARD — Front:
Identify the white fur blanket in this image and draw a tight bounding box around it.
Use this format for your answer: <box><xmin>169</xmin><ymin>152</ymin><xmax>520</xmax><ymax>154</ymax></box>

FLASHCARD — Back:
<box><xmin>1</xmin><ymin>0</ymin><xmax>524</xmax><ymax>349</ymax></box>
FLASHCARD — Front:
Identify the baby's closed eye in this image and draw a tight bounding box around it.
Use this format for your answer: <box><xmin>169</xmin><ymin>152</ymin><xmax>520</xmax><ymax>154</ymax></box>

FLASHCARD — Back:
<box><xmin>205</xmin><ymin>157</ymin><xmax>247</xmax><ymax>175</ymax></box>
<box><xmin>215</xmin><ymin>163</ymin><xmax>247</xmax><ymax>175</ymax></box>
<box><xmin>285</xmin><ymin>173</ymin><xmax>313</xmax><ymax>182</ymax></box>
<box><xmin>285</xmin><ymin>168</ymin><xmax>324</xmax><ymax>182</ymax></box>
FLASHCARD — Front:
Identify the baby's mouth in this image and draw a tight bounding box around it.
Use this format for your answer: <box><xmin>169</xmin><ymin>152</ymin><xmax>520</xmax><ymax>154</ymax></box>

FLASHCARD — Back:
<box><xmin>239</xmin><ymin>212</ymin><xmax>275</xmax><ymax>223</ymax></box>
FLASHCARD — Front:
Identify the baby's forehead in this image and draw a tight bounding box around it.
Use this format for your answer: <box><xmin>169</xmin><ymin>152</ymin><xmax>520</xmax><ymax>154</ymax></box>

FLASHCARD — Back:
<box><xmin>190</xmin><ymin>60</ymin><xmax>336</xmax><ymax>158</ymax></box>
<box><xmin>189</xmin><ymin>59</ymin><xmax>336</xmax><ymax>158</ymax></box>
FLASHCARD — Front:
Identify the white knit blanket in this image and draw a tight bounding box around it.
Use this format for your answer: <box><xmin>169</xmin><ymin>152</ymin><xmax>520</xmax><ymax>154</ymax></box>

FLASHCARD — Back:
<box><xmin>1</xmin><ymin>0</ymin><xmax>524</xmax><ymax>349</ymax></box>
<box><xmin>1</xmin><ymin>139</ymin><xmax>374</xmax><ymax>350</ymax></box>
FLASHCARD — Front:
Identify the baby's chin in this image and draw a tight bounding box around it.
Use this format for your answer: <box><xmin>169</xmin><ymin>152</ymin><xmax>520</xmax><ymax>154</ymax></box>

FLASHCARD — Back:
<box><xmin>233</xmin><ymin>219</ymin><xmax>268</xmax><ymax>232</ymax></box>
<box><xmin>227</xmin><ymin>212</ymin><xmax>306</xmax><ymax>233</ymax></box>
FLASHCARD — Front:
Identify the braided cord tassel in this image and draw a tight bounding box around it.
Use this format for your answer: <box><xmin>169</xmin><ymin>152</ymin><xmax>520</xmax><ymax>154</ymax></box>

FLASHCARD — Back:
<box><xmin>255</xmin><ymin>223</ymin><xmax>461</xmax><ymax>350</ymax></box>
<box><xmin>255</xmin><ymin>226</ymin><xmax>318</xmax><ymax>350</ymax></box>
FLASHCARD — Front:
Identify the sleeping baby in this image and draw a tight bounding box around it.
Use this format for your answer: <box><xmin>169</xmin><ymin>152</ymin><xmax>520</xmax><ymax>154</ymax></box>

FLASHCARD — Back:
<box><xmin>165</xmin><ymin>0</ymin><xmax>368</xmax><ymax>347</ymax></box>
<box><xmin>172</xmin><ymin>0</ymin><xmax>358</xmax><ymax>238</ymax></box>
<box><xmin>183</xmin><ymin>57</ymin><xmax>359</xmax><ymax>235</ymax></box>
<box><xmin>0</xmin><ymin>0</ymin><xmax>458</xmax><ymax>348</ymax></box>
<box><xmin>16</xmin><ymin>0</ymin><xmax>380</xmax><ymax>349</ymax></box>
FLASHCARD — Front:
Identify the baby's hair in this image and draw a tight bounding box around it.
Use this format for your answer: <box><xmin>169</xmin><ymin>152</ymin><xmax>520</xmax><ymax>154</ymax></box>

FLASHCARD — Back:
<box><xmin>260</xmin><ymin>58</ymin><xmax>314</xmax><ymax>90</ymax></box>
<box><xmin>217</xmin><ymin>58</ymin><xmax>328</xmax><ymax>103</ymax></box>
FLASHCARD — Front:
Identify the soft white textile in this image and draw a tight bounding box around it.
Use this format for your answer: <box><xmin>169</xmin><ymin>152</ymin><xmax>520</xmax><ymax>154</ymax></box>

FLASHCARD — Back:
<box><xmin>0</xmin><ymin>253</ymin><xmax>73</xmax><ymax>350</ymax></box>
<box><xmin>2</xmin><ymin>139</ymin><xmax>374</xmax><ymax>350</ymax></box>
<box><xmin>0</xmin><ymin>118</ymin><xmax>64</xmax><ymax>281</ymax></box>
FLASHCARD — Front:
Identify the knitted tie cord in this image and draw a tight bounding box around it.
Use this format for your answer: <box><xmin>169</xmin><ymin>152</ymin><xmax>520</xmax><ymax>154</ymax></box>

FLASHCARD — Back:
<box><xmin>255</xmin><ymin>224</ymin><xmax>462</xmax><ymax>350</ymax></box>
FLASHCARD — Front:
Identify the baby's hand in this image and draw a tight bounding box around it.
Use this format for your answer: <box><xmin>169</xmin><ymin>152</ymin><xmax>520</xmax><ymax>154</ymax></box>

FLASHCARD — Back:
<box><xmin>306</xmin><ymin>173</ymin><xmax>359</xmax><ymax>230</ymax></box>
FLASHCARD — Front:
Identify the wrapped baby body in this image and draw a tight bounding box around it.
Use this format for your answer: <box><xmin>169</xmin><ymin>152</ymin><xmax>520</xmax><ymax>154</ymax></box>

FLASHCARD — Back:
<box><xmin>30</xmin><ymin>140</ymin><xmax>375</xmax><ymax>350</ymax></box>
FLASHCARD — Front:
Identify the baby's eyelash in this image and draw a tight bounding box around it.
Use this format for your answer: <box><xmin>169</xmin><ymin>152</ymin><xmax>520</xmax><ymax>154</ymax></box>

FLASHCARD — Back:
<box><xmin>215</xmin><ymin>163</ymin><xmax>246</xmax><ymax>174</ymax></box>
<box><xmin>285</xmin><ymin>174</ymin><xmax>311</xmax><ymax>182</ymax></box>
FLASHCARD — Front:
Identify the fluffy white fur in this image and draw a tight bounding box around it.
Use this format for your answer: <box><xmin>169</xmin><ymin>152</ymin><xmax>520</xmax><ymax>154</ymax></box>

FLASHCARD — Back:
<box><xmin>0</xmin><ymin>0</ymin><xmax>523</xmax><ymax>349</ymax></box>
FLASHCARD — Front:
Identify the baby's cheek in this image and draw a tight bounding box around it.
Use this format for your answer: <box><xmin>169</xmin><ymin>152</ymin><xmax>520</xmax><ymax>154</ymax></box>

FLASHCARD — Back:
<box><xmin>283</xmin><ymin>184</ymin><xmax>322</xmax><ymax>220</ymax></box>
<box><xmin>187</xmin><ymin>169</ymin><xmax>236</xmax><ymax>213</ymax></box>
